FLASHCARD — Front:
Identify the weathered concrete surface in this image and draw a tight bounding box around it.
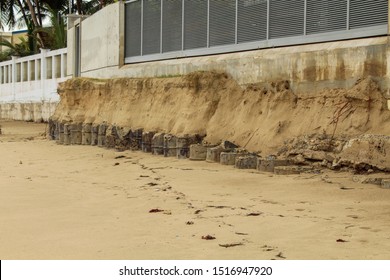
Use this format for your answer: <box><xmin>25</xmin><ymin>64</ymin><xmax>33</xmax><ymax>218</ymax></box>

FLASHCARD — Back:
<box><xmin>382</xmin><ymin>180</ymin><xmax>390</xmax><ymax>189</ymax></box>
<box><xmin>0</xmin><ymin>102</ymin><xmax>58</xmax><ymax>122</ymax></box>
<box><xmin>152</xmin><ymin>133</ymin><xmax>165</xmax><ymax>155</ymax></box>
<box><xmin>79</xmin><ymin>3</ymin><xmax>120</xmax><ymax>75</ymax></box>
<box><xmin>220</xmin><ymin>152</ymin><xmax>239</xmax><ymax>165</ymax></box>
<box><xmin>274</xmin><ymin>165</ymin><xmax>313</xmax><ymax>175</ymax></box>
<box><xmin>235</xmin><ymin>155</ymin><xmax>258</xmax><ymax>169</ymax></box>
<box><xmin>258</xmin><ymin>158</ymin><xmax>291</xmax><ymax>173</ymax></box>
<box><xmin>206</xmin><ymin>146</ymin><xmax>225</xmax><ymax>163</ymax></box>
<box><xmin>79</xmin><ymin>36</ymin><xmax>390</xmax><ymax>94</ymax></box>
<box><xmin>189</xmin><ymin>144</ymin><xmax>207</xmax><ymax>161</ymax></box>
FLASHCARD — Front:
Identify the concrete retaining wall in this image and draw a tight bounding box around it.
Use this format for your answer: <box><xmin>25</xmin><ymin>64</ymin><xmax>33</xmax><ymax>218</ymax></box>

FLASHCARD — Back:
<box><xmin>0</xmin><ymin>102</ymin><xmax>58</xmax><ymax>122</ymax></box>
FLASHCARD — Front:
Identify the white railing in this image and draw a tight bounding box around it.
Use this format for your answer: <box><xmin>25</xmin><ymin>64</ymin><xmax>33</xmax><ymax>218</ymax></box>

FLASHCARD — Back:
<box><xmin>0</xmin><ymin>48</ymin><xmax>68</xmax><ymax>103</ymax></box>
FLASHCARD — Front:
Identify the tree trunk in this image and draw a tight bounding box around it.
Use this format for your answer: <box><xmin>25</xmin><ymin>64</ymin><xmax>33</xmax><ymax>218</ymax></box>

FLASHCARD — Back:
<box><xmin>76</xmin><ymin>0</ymin><xmax>82</xmax><ymax>14</ymax></box>
<box><xmin>35</xmin><ymin>0</ymin><xmax>43</xmax><ymax>26</ymax></box>
<box><xmin>24</xmin><ymin>0</ymin><xmax>40</xmax><ymax>28</ymax></box>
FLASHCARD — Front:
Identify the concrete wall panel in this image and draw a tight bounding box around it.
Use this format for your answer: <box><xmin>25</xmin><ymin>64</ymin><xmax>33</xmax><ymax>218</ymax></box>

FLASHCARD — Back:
<box><xmin>80</xmin><ymin>35</ymin><xmax>389</xmax><ymax>94</ymax></box>
<box><xmin>80</xmin><ymin>3</ymin><xmax>120</xmax><ymax>74</ymax></box>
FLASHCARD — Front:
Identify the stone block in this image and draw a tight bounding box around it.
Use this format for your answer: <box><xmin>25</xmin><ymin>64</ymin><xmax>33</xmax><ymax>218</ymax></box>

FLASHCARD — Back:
<box><xmin>57</xmin><ymin>122</ymin><xmax>65</xmax><ymax>144</ymax></box>
<box><xmin>152</xmin><ymin>133</ymin><xmax>165</xmax><ymax>155</ymax></box>
<box><xmin>361</xmin><ymin>177</ymin><xmax>384</xmax><ymax>185</ymax></box>
<box><xmin>70</xmin><ymin>123</ymin><xmax>82</xmax><ymax>145</ymax></box>
<box><xmin>47</xmin><ymin>119</ymin><xmax>58</xmax><ymax>140</ymax></box>
<box><xmin>164</xmin><ymin>134</ymin><xmax>177</xmax><ymax>157</ymax></box>
<box><xmin>81</xmin><ymin>123</ymin><xmax>92</xmax><ymax>145</ymax></box>
<box><xmin>274</xmin><ymin>165</ymin><xmax>313</xmax><ymax>175</ymax></box>
<box><xmin>189</xmin><ymin>144</ymin><xmax>207</xmax><ymax>161</ymax></box>
<box><xmin>206</xmin><ymin>146</ymin><xmax>224</xmax><ymax>163</ymax></box>
<box><xmin>105</xmin><ymin>125</ymin><xmax>117</xmax><ymax>149</ymax></box>
<box><xmin>176</xmin><ymin>135</ymin><xmax>201</xmax><ymax>159</ymax></box>
<box><xmin>91</xmin><ymin>124</ymin><xmax>99</xmax><ymax>146</ymax></box>
<box><xmin>220</xmin><ymin>152</ymin><xmax>238</xmax><ymax>165</ymax></box>
<box><xmin>257</xmin><ymin>158</ymin><xmax>291</xmax><ymax>172</ymax></box>
<box><xmin>97</xmin><ymin>124</ymin><xmax>108</xmax><ymax>147</ymax></box>
<box><xmin>142</xmin><ymin>131</ymin><xmax>155</xmax><ymax>153</ymax></box>
<box><xmin>235</xmin><ymin>155</ymin><xmax>258</xmax><ymax>169</ymax></box>
<box><xmin>220</xmin><ymin>140</ymin><xmax>239</xmax><ymax>150</ymax></box>
<box><xmin>98</xmin><ymin>123</ymin><xmax>107</xmax><ymax>136</ymax></box>
<box><xmin>381</xmin><ymin>179</ymin><xmax>390</xmax><ymax>189</ymax></box>
<box><xmin>129</xmin><ymin>128</ymin><xmax>143</xmax><ymax>150</ymax></box>
<box><xmin>63</xmin><ymin>123</ymin><xmax>71</xmax><ymax>145</ymax></box>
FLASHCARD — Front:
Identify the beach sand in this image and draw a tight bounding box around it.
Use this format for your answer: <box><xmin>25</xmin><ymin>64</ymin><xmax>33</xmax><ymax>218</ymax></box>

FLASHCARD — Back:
<box><xmin>1</xmin><ymin>120</ymin><xmax>390</xmax><ymax>260</ymax></box>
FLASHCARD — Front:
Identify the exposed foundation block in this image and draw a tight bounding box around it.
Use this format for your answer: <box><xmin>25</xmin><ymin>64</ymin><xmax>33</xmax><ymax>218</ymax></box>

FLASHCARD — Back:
<box><xmin>152</xmin><ymin>133</ymin><xmax>165</xmax><ymax>155</ymax></box>
<box><xmin>97</xmin><ymin>124</ymin><xmax>107</xmax><ymax>147</ymax></box>
<box><xmin>142</xmin><ymin>131</ymin><xmax>155</xmax><ymax>152</ymax></box>
<box><xmin>105</xmin><ymin>125</ymin><xmax>117</xmax><ymax>149</ymax></box>
<box><xmin>82</xmin><ymin>123</ymin><xmax>92</xmax><ymax>145</ymax></box>
<box><xmin>129</xmin><ymin>128</ymin><xmax>143</xmax><ymax>150</ymax></box>
<box><xmin>91</xmin><ymin>124</ymin><xmax>99</xmax><ymax>146</ymax></box>
<box><xmin>164</xmin><ymin>134</ymin><xmax>177</xmax><ymax>157</ymax></box>
<box><xmin>220</xmin><ymin>152</ymin><xmax>239</xmax><ymax>165</ymax></box>
<box><xmin>381</xmin><ymin>179</ymin><xmax>390</xmax><ymax>189</ymax></box>
<box><xmin>257</xmin><ymin>158</ymin><xmax>291</xmax><ymax>172</ymax></box>
<box><xmin>274</xmin><ymin>165</ymin><xmax>313</xmax><ymax>175</ymax></box>
<box><xmin>176</xmin><ymin>135</ymin><xmax>201</xmax><ymax>159</ymax></box>
<box><xmin>70</xmin><ymin>123</ymin><xmax>82</xmax><ymax>145</ymax></box>
<box><xmin>189</xmin><ymin>144</ymin><xmax>207</xmax><ymax>160</ymax></box>
<box><xmin>206</xmin><ymin>146</ymin><xmax>225</xmax><ymax>163</ymax></box>
<box><xmin>63</xmin><ymin>123</ymin><xmax>71</xmax><ymax>145</ymax></box>
<box><xmin>235</xmin><ymin>155</ymin><xmax>258</xmax><ymax>169</ymax></box>
<box><xmin>47</xmin><ymin>119</ymin><xmax>58</xmax><ymax>140</ymax></box>
<box><xmin>57</xmin><ymin>122</ymin><xmax>64</xmax><ymax>144</ymax></box>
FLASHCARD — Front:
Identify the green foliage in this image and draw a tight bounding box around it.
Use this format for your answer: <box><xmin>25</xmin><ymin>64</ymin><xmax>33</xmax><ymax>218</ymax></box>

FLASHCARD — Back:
<box><xmin>36</xmin><ymin>8</ymin><xmax>67</xmax><ymax>50</ymax></box>
<box><xmin>0</xmin><ymin>36</ymin><xmax>34</xmax><ymax>61</ymax></box>
<box><xmin>0</xmin><ymin>0</ymin><xmax>116</xmax><ymax>62</ymax></box>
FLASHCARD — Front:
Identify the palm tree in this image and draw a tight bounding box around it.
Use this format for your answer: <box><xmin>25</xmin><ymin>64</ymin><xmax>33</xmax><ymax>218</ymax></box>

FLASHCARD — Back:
<box><xmin>0</xmin><ymin>0</ymin><xmax>29</xmax><ymax>30</ymax></box>
<box><xmin>1</xmin><ymin>0</ymin><xmax>115</xmax><ymax>54</ymax></box>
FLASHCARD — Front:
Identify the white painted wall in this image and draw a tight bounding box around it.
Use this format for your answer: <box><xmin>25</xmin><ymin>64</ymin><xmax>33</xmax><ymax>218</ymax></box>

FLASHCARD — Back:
<box><xmin>80</xmin><ymin>3</ymin><xmax>121</xmax><ymax>75</ymax></box>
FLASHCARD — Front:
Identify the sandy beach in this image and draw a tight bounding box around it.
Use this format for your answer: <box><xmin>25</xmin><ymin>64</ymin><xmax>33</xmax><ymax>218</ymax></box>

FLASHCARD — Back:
<box><xmin>1</xmin><ymin>120</ymin><xmax>390</xmax><ymax>260</ymax></box>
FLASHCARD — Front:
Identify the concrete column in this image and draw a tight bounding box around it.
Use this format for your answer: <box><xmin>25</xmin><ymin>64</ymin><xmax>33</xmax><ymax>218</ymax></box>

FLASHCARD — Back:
<box><xmin>6</xmin><ymin>65</ymin><xmax>9</xmax><ymax>83</ymax></box>
<box><xmin>118</xmin><ymin>0</ymin><xmax>125</xmax><ymax>68</ymax></box>
<box><xmin>40</xmin><ymin>49</ymin><xmax>49</xmax><ymax>101</ymax></box>
<box><xmin>27</xmin><ymin>60</ymin><xmax>31</xmax><ymax>81</ymax></box>
<box><xmin>52</xmin><ymin>54</ymin><xmax>56</xmax><ymax>79</ymax></box>
<box><xmin>11</xmin><ymin>56</ymin><xmax>17</xmax><ymax>101</ymax></box>
<box><xmin>34</xmin><ymin>59</ymin><xmax>38</xmax><ymax>81</ymax></box>
<box><xmin>60</xmin><ymin>53</ymin><xmax>65</xmax><ymax>78</ymax></box>
<box><xmin>20</xmin><ymin>61</ymin><xmax>24</xmax><ymax>82</ymax></box>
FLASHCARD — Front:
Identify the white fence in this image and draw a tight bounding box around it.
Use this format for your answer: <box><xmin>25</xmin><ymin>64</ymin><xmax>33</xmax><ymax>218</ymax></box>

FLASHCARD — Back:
<box><xmin>0</xmin><ymin>48</ymin><xmax>68</xmax><ymax>103</ymax></box>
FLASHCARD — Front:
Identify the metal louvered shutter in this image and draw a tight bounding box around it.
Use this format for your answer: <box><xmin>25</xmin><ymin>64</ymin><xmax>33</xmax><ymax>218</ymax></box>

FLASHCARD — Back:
<box><xmin>209</xmin><ymin>0</ymin><xmax>236</xmax><ymax>47</ymax></box>
<box><xmin>237</xmin><ymin>0</ymin><xmax>267</xmax><ymax>43</ymax></box>
<box><xmin>349</xmin><ymin>0</ymin><xmax>388</xmax><ymax>29</ymax></box>
<box><xmin>162</xmin><ymin>0</ymin><xmax>183</xmax><ymax>53</ymax></box>
<box><xmin>269</xmin><ymin>0</ymin><xmax>304</xmax><ymax>39</ymax></box>
<box><xmin>306</xmin><ymin>0</ymin><xmax>347</xmax><ymax>34</ymax></box>
<box><xmin>125</xmin><ymin>1</ymin><xmax>142</xmax><ymax>57</ymax></box>
<box><xmin>143</xmin><ymin>0</ymin><xmax>161</xmax><ymax>55</ymax></box>
<box><xmin>184</xmin><ymin>0</ymin><xmax>208</xmax><ymax>50</ymax></box>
